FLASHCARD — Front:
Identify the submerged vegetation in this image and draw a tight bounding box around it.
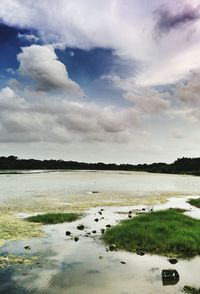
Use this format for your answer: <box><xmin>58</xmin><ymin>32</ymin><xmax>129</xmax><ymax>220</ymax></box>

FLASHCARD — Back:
<box><xmin>103</xmin><ymin>209</ymin><xmax>200</xmax><ymax>257</ymax></box>
<box><xmin>188</xmin><ymin>198</ymin><xmax>200</xmax><ymax>208</ymax></box>
<box><xmin>26</xmin><ymin>212</ymin><xmax>82</xmax><ymax>224</ymax></box>
<box><xmin>1</xmin><ymin>155</ymin><xmax>200</xmax><ymax>176</ymax></box>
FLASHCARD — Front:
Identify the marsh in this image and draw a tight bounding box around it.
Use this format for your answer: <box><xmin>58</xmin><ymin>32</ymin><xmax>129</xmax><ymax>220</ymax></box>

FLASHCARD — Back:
<box><xmin>1</xmin><ymin>170</ymin><xmax>200</xmax><ymax>293</ymax></box>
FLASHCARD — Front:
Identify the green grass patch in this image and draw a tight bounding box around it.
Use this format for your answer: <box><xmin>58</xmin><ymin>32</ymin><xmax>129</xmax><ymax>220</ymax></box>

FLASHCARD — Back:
<box><xmin>188</xmin><ymin>198</ymin><xmax>200</xmax><ymax>208</ymax></box>
<box><xmin>26</xmin><ymin>212</ymin><xmax>82</xmax><ymax>224</ymax></box>
<box><xmin>103</xmin><ymin>209</ymin><xmax>200</xmax><ymax>257</ymax></box>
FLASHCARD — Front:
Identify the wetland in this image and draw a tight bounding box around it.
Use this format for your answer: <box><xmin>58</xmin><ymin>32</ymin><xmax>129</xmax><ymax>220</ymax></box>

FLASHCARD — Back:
<box><xmin>1</xmin><ymin>170</ymin><xmax>200</xmax><ymax>293</ymax></box>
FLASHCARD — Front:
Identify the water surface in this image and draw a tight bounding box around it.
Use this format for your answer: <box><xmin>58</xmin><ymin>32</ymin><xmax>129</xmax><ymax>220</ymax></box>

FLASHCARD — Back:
<box><xmin>1</xmin><ymin>171</ymin><xmax>200</xmax><ymax>293</ymax></box>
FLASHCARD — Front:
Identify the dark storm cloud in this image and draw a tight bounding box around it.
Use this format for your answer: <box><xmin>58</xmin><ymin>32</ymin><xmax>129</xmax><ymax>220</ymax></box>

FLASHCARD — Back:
<box><xmin>154</xmin><ymin>5</ymin><xmax>200</xmax><ymax>36</ymax></box>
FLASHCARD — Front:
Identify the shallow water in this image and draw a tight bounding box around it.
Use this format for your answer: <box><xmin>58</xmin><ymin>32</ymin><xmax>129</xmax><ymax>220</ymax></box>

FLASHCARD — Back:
<box><xmin>0</xmin><ymin>170</ymin><xmax>200</xmax><ymax>202</ymax></box>
<box><xmin>1</xmin><ymin>171</ymin><xmax>200</xmax><ymax>293</ymax></box>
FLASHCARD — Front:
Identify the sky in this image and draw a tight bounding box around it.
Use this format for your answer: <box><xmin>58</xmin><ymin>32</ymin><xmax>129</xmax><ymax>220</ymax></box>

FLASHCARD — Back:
<box><xmin>0</xmin><ymin>0</ymin><xmax>200</xmax><ymax>164</ymax></box>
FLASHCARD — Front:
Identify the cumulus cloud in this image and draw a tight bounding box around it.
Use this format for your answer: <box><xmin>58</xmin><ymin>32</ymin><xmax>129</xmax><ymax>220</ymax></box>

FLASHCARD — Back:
<box><xmin>1</xmin><ymin>0</ymin><xmax>200</xmax><ymax>86</ymax></box>
<box><xmin>176</xmin><ymin>70</ymin><xmax>200</xmax><ymax>105</ymax></box>
<box><xmin>0</xmin><ymin>87</ymin><xmax>141</xmax><ymax>144</ymax></box>
<box><xmin>102</xmin><ymin>74</ymin><xmax>170</xmax><ymax>114</ymax></box>
<box><xmin>154</xmin><ymin>4</ymin><xmax>200</xmax><ymax>37</ymax></box>
<box><xmin>124</xmin><ymin>89</ymin><xmax>170</xmax><ymax>114</ymax></box>
<box><xmin>17</xmin><ymin>45</ymin><xmax>82</xmax><ymax>93</ymax></box>
<box><xmin>17</xmin><ymin>32</ymin><xmax>39</xmax><ymax>42</ymax></box>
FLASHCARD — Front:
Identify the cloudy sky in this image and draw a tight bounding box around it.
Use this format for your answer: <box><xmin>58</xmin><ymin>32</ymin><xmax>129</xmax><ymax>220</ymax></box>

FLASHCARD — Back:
<box><xmin>0</xmin><ymin>0</ymin><xmax>200</xmax><ymax>164</ymax></box>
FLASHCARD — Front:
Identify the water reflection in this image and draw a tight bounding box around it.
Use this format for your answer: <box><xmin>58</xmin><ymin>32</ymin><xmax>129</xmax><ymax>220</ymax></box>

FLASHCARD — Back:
<box><xmin>0</xmin><ymin>198</ymin><xmax>200</xmax><ymax>293</ymax></box>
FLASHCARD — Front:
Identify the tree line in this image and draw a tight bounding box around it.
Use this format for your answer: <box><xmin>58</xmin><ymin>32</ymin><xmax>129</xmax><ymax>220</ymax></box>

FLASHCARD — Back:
<box><xmin>0</xmin><ymin>155</ymin><xmax>200</xmax><ymax>176</ymax></box>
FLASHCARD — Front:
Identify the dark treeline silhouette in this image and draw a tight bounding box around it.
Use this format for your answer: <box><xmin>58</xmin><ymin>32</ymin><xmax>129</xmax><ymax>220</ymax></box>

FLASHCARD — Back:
<box><xmin>1</xmin><ymin>155</ymin><xmax>200</xmax><ymax>176</ymax></box>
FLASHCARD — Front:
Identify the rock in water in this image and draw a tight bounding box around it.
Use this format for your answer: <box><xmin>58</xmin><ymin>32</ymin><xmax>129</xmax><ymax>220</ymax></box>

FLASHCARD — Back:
<box><xmin>106</xmin><ymin>224</ymin><xmax>111</xmax><ymax>228</ymax></box>
<box><xmin>168</xmin><ymin>258</ymin><xmax>178</xmax><ymax>264</ymax></box>
<box><xmin>162</xmin><ymin>269</ymin><xmax>179</xmax><ymax>286</ymax></box>
<box><xmin>65</xmin><ymin>231</ymin><xmax>71</xmax><ymax>236</ymax></box>
<box><xmin>109</xmin><ymin>244</ymin><xmax>117</xmax><ymax>251</ymax></box>
<box><xmin>77</xmin><ymin>224</ymin><xmax>84</xmax><ymax>230</ymax></box>
<box><xmin>136</xmin><ymin>250</ymin><xmax>145</xmax><ymax>256</ymax></box>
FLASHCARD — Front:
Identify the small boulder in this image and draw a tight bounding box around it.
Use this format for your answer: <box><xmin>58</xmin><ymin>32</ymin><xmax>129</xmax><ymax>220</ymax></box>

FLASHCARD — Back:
<box><xmin>94</xmin><ymin>218</ymin><xmax>99</xmax><ymax>222</ymax></box>
<box><xmin>168</xmin><ymin>258</ymin><xmax>178</xmax><ymax>265</ymax></box>
<box><xmin>74</xmin><ymin>237</ymin><xmax>79</xmax><ymax>242</ymax></box>
<box><xmin>77</xmin><ymin>224</ymin><xmax>84</xmax><ymax>230</ymax></box>
<box><xmin>106</xmin><ymin>224</ymin><xmax>112</xmax><ymax>228</ymax></box>
<box><xmin>92</xmin><ymin>230</ymin><xmax>97</xmax><ymax>234</ymax></box>
<box><xmin>162</xmin><ymin>269</ymin><xmax>179</xmax><ymax>286</ymax></box>
<box><xmin>24</xmin><ymin>246</ymin><xmax>31</xmax><ymax>250</ymax></box>
<box><xmin>121</xmin><ymin>261</ymin><xmax>126</xmax><ymax>264</ymax></box>
<box><xmin>65</xmin><ymin>231</ymin><xmax>71</xmax><ymax>236</ymax></box>
<box><xmin>101</xmin><ymin>228</ymin><xmax>105</xmax><ymax>234</ymax></box>
<box><xmin>136</xmin><ymin>250</ymin><xmax>145</xmax><ymax>256</ymax></box>
<box><xmin>109</xmin><ymin>244</ymin><xmax>117</xmax><ymax>251</ymax></box>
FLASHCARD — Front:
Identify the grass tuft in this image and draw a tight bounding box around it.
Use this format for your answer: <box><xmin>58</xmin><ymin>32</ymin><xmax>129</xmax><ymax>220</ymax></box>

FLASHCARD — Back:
<box><xmin>188</xmin><ymin>198</ymin><xmax>200</xmax><ymax>208</ymax></box>
<box><xmin>26</xmin><ymin>212</ymin><xmax>82</xmax><ymax>224</ymax></box>
<box><xmin>103</xmin><ymin>209</ymin><xmax>200</xmax><ymax>257</ymax></box>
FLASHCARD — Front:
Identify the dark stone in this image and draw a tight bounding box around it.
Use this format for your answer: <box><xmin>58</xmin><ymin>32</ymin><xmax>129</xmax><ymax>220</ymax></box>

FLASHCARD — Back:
<box><xmin>65</xmin><ymin>231</ymin><xmax>71</xmax><ymax>236</ymax></box>
<box><xmin>128</xmin><ymin>214</ymin><xmax>132</xmax><ymax>218</ymax></box>
<box><xmin>94</xmin><ymin>218</ymin><xmax>99</xmax><ymax>222</ymax></box>
<box><xmin>86</xmin><ymin>232</ymin><xmax>91</xmax><ymax>235</ymax></box>
<box><xmin>24</xmin><ymin>246</ymin><xmax>31</xmax><ymax>250</ymax></box>
<box><xmin>77</xmin><ymin>224</ymin><xmax>84</xmax><ymax>230</ymax></box>
<box><xmin>101</xmin><ymin>217</ymin><xmax>104</xmax><ymax>219</ymax></box>
<box><xmin>136</xmin><ymin>250</ymin><xmax>145</xmax><ymax>256</ymax></box>
<box><xmin>101</xmin><ymin>228</ymin><xmax>105</xmax><ymax>234</ymax></box>
<box><xmin>100</xmin><ymin>209</ymin><xmax>104</xmax><ymax>211</ymax></box>
<box><xmin>92</xmin><ymin>191</ymin><xmax>99</xmax><ymax>194</ymax></box>
<box><xmin>92</xmin><ymin>230</ymin><xmax>97</xmax><ymax>234</ymax></box>
<box><xmin>128</xmin><ymin>211</ymin><xmax>132</xmax><ymax>214</ymax></box>
<box><xmin>142</xmin><ymin>208</ymin><xmax>146</xmax><ymax>211</ymax></box>
<box><xmin>162</xmin><ymin>269</ymin><xmax>179</xmax><ymax>286</ymax></box>
<box><xmin>98</xmin><ymin>211</ymin><xmax>102</xmax><ymax>215</ymax></box>
<box><xmin>168</xmin><ymin>258</ymin><xmax>178</xmax><ymax>264</ymax></box>
<box><xmin>121</xmin><ymin>261</ymin><xmax>126</xmax><ymax>264</ymax></box>
<box><xmin>109</xmin><ymin>244</ymin><xmax>117</xmax><ymax>251</ymax></box>
<box><xmin>74</xmin><ymin>237</ymin><xmax>79</xmax><ymax>242</ymax></box>
<box><xmin>106</xmin><ymin>224</ymin><xmax>111</xmax><ymax>228</ymax></box>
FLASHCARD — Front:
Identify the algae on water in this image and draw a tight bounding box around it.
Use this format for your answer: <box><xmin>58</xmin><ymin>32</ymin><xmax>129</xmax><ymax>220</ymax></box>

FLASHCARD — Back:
<box><xmin>0</xmin><ymin>255</ymin><xmax>38</xmax><ymax>269</ymax></box>
<box><xmin>0</xmin><ymin>213</ymin><xmax>43</xmax><ymax>247</ymax></box>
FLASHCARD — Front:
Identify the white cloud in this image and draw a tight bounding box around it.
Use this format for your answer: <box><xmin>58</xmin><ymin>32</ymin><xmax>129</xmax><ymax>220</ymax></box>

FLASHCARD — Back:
<box><xmin>124</xmin><ymin>89</ymin><xmax>170</xmax><ymax>114</ymax></box>
<box><xmin>0</xmin><ymin>0</ymin><xmax>200</xmax><ymax>86</ymax></box>
<box><xmin>17</xmin><ymin>45</ymin><xmax>82</xmax><ymax>94</ymax></box>
<box><xmin>0</xmin><ymin>87</ymin><xmax>141</xmax><ymax>144</ymax></box>
<box><xmin>17</xmin><ymin>32</ymin><xmax>39</xmax><ymax>42</ymax></box>
<box><xmin>176</xmin><ymin>70</ymin><xmax>200</xmax><ymax>105</ymax></box>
